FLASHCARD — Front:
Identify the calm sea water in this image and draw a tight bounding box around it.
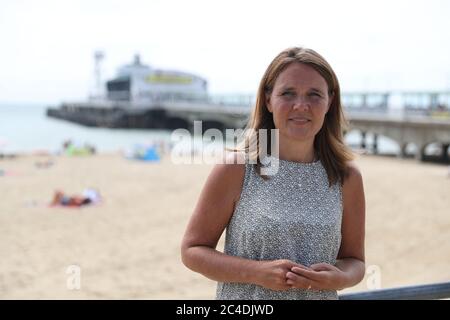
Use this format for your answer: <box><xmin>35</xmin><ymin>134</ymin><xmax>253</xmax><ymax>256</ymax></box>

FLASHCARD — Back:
<box><xmin>0</xmin><ymin>103</ymin><xmax>400</xmax><ymax>154</ymax></box>
<box><xmin>0</xmin><ymin>104</ymin><xmax>173</xmax><ymax>153</ymax></box>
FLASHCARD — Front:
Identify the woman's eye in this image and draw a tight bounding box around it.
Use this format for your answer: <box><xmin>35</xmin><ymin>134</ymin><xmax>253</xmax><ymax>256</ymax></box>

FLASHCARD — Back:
<box><xmin>281</xmin><ymin>91</ymin><xmax>295</xmax><ymax>96</ymax></box>
<box><xmin>309</xmin><ymin>92</ymin><xmax>321</xmax><ymax>97</ymax></box>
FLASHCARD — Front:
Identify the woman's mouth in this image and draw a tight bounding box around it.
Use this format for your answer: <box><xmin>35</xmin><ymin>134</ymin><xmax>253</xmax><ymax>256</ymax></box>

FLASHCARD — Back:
<box><xmin>289</xmin><ymin>117</ymin><xmax>311</xmax><ymax>124</ymax></box>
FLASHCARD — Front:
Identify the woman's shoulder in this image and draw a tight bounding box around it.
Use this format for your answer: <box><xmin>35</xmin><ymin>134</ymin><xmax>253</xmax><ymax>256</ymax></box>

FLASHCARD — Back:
<box><xmin>345</xmin><ymin>160</ymin><xmax>362</xmax><ymax>178</ymax></box>
<box><xmin>207</xmin><ymin>151</ymin><xmax>247</xmax><ymax>202</ymax></box>
<box><xmin>209</xmin><ymin>151</ymin><xmax>246</xmax><ymax>184</ymax></box>
<box><xmin>342</xmin><ymin>160</ymin><xmax>363</xmax><ymax>190</ymax></box>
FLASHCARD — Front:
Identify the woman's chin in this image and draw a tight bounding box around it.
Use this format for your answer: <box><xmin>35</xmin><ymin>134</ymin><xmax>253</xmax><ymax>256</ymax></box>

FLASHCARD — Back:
<box><xmin>283</xmin><ymin>129</ymin><xmax>314</xmax><ymax>142</ymax></box>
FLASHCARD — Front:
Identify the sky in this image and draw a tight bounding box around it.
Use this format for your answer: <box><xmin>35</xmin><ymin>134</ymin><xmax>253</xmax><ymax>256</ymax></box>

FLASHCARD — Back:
<box><xmin>1</xmin><ymin>0</ymin><xmax>450</xmax><ymax>104</ymax></box>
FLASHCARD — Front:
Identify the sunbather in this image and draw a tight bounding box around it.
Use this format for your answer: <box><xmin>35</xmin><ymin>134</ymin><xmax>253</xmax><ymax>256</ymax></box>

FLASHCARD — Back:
<box><xmin>50</xmin><ymin>189</ymin><xmax>101</xmax><ymax>207</ymax></box>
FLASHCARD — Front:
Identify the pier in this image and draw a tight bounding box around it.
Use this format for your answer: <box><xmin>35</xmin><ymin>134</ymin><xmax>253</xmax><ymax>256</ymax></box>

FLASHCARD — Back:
<box><xmin>344</xmin><ymin>91</ymin><xmax>450</xmax><ymax>162</ymax></box>
<box><xmin>47</xmin><ymin>91</ymin><xmax>450</xmax><ymax>162</ymax></box>
<box><xmin>47</xmin><ymin>94</ymin><xmax>253</xmax><ymax>131</ymax></box>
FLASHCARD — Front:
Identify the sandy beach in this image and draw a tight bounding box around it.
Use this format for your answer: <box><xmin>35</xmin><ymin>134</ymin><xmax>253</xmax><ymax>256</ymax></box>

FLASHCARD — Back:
<box><xmin>0</xmin><ymin>152</ymin><xmax>449</xmax><ymax>299</ymax></box>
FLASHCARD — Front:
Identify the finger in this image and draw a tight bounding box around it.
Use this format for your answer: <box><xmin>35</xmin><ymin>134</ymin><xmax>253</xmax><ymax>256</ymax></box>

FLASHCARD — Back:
<box><xmin>286</xmin><ymin>272</ymin><xmax>309</xmax><ymax>287</ymax></box>
<box><xmin>291</xmin><ymin>263</ymin><xmax>310</xmax><ymax>271</ymax></box>
<box><xmin>291</xmin><ymin>267</ymin><xmax>323</xmax><ymax>281</ymax></box>
<box><xmin>286</xmin><ymin>271</ymin><xmax>311</xmax><ymax>281</ymax></box>
<box><xmin>310</xmin><ymin>263</ymin><xmax>334</xmax><ymax>272</ymax></box>
<box><xmin>286</xmin><ymin>272</ymin><xmax>318</xmax><ymax>289</ymax></box>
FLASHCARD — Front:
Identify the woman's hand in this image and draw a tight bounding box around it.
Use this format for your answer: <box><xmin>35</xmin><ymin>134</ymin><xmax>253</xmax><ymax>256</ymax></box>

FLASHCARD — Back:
<box><xmin>286</xmin><ymin>263</ymin><xmax>348</xmax><ymax>291</ymax></box>
<box><xmin>255</xmin><ymin>259</ymin><xmax>309</xmax><ymax>291</ymax></box>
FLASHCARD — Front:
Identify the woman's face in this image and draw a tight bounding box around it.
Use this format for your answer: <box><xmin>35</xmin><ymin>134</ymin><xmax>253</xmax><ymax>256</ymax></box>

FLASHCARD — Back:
<box><xmin>266</xmin><ymin>63</ymin><xmax>332</xmax><ymax>144</ymax></box>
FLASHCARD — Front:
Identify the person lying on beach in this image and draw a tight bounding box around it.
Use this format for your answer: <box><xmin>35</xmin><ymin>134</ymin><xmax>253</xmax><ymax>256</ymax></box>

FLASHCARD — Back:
<box><xmin>50</xmin><ymin>189</ymin><xmax>101</xmax><ymax>207</ymax></box>
<box><xmin>62</xmin><ymin>140</ymin><xmax>96</xmax><ymax>156</ymax></box>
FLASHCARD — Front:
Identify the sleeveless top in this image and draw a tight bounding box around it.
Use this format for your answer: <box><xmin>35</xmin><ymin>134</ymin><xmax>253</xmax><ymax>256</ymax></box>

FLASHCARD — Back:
<box><xmin>216</xmin><ymin>157</ymin><xmax>343</xmax><ymax>300</ymax></box>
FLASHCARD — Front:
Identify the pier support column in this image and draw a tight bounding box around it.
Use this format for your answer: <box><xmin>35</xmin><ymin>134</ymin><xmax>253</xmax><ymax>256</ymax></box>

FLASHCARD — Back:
<box><xmin>442</xmin><ymin>143</ymin><xmax>449</xmax><ymax>163</ymax></box>
<box><xmin>415</xmin><ymin>144</ymin><xmax>426</xmax><ymax>161</ymax></box>
<box><xmin>399</xmin><ymin>142</ymin><xmax>409</xmax><ymax>158</ymax></box>
<box><xmin>360</xmin><ymin>131</ymin><xmax>367</xmax><ymax>150</ymax></box>
<box><xmin>372</xmin><ymin>134</ymin><xmax>379</xmax><ymax>155</ymax></box>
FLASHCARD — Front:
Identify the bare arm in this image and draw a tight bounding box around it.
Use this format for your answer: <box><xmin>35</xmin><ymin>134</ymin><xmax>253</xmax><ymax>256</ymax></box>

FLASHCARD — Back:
<box><xmin>332</xmin><ymin>162</ymin><xmax>366</xmax><ymax>288</ymax></box>
<box><xmin>181</xmin><ymin>153</ymin><xmax>300</xmax><ymax>290</ymax></box>
<box><xmin>180</xmin><ymin>159</ymin><xmax>257</xmax><ymax>284</ymax></box>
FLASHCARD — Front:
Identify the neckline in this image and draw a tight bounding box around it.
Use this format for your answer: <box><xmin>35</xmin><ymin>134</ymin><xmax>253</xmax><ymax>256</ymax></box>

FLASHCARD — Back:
<box><xmin>262</xmin><ymin>155</ymin><xmax>321</xmax><ymax>166</ymax></box>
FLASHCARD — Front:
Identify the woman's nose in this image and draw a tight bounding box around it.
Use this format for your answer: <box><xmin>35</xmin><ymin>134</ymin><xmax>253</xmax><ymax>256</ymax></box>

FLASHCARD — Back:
<box><xmin>292</xmin><ymin>96</ymin><xmax>311</xmax><ymax>110</ymax></box>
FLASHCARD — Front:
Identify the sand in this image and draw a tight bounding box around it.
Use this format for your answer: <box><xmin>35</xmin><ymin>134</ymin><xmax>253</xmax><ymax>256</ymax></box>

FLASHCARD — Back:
<box><xmin>0</xmin><ymin>152</ymin><xmax>449</xmax><ymax>299</ymax></box>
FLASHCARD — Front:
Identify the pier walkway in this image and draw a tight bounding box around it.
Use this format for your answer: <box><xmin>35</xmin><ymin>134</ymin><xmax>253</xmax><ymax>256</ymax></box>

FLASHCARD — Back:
<box><xmin>47</xmin><ymin>91</ymin><xmax>450</xmax><ymax>162</ymax></box>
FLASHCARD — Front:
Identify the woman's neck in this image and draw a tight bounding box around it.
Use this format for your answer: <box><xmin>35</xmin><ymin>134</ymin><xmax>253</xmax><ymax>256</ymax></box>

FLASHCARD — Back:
<box><xmin>276</xmin><ymin>137</ymin><xmax>316</xmax><ymax>163</ymax></box>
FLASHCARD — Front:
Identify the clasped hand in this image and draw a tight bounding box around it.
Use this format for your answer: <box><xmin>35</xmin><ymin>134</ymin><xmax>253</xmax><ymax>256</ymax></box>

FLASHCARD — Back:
<box><xmin>257</xmin><ymin>259</ymin><xmax>347</xmax><ymax>291</ymax></box>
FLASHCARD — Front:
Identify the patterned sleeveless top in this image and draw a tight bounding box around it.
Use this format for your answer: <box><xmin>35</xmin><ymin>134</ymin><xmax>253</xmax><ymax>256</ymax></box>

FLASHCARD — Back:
<box><xmin>216</xmin><ymin>157</ymin><xmax>343</xmax><ymax>300</ymax></box>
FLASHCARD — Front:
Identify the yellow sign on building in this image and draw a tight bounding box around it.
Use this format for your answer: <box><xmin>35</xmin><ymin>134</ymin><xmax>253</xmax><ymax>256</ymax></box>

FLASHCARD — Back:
<box><xmin>431</xmin><ymin>110</ymin><xmax>450</xmax><ymax>119</ymax></box>
<box><xmin>146</xmin><ymin>74</ymin><xmax>193</xmax><ymax>84</ymax></box>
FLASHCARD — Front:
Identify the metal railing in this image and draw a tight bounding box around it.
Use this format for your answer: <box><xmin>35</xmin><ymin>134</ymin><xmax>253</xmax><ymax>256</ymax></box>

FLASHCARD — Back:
<box><xmin>339</xmin><ymin>281</ymin><xmax>450</xmax><ymax>300</ymax></box>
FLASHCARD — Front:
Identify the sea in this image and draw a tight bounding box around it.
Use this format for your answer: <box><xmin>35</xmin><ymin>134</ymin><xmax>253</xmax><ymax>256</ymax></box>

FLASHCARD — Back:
<box><xmin>0</xmin><ymin>103</ymin><xmax>402</xmax><ymax>155</ymax></box>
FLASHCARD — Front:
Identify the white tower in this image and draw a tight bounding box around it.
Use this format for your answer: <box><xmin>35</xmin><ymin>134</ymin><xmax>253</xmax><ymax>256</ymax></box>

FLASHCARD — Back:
<box><xmin>93</xmin><ymin>50</ymin><xmax>105</xmax><ymax>99</ymax></box>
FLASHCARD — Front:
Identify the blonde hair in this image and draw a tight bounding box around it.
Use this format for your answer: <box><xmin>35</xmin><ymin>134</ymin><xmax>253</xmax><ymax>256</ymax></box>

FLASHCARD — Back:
<box><xmin>239</xmin><ymin>47</ymin><xmax>354</xmax><ymax>186</ymax></box>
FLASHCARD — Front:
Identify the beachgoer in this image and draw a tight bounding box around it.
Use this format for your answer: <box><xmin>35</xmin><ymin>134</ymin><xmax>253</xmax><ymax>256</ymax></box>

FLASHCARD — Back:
<box><xmin>51</xmin><ymin>189</ymin><xmax>100</xmax><ymax>207</ymax></box>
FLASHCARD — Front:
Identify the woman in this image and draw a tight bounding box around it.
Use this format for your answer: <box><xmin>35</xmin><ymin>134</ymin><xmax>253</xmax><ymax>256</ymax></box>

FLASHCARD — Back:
<box><xmin>181</xmin><ymin>47</ymin><xmax>365</xmax><ymax>299</ymax></box>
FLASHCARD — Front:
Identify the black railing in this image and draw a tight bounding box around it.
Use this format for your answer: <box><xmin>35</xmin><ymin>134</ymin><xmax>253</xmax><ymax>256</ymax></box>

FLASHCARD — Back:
<box><xmin>339</xmin><ymin>281</ymin><xmax>450</xmax><ymax>300</ymax></box>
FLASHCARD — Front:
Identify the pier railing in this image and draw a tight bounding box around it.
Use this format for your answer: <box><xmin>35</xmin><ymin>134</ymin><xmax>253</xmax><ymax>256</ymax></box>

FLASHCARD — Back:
<box><xmin>83</xmin><ymin>91</ymin><xmax>450</xmax><ymax>116</ymax></box>
<box><xmin>339</xmin><ymin>281</ymin><xmax>450</xmax><ymax>300</ymax></box>
<box><xmin>134</xmin><ymin>92</ymin><xmax>255</xmax><ymax>107</ymax></box>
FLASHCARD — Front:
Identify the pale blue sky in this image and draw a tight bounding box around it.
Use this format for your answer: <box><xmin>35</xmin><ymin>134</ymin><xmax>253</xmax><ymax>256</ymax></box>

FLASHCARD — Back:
<box><xmin>1</xmin><ymin>0</ymin><xmax>450</xmax><ymax>104</ymax></box>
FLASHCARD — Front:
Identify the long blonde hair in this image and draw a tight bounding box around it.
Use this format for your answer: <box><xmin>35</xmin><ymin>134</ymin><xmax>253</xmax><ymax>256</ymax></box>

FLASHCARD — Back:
<box><xmin>240</xmin><ymin>47</ymin><xmax>354</xmax><ymax>186</ymax></box>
